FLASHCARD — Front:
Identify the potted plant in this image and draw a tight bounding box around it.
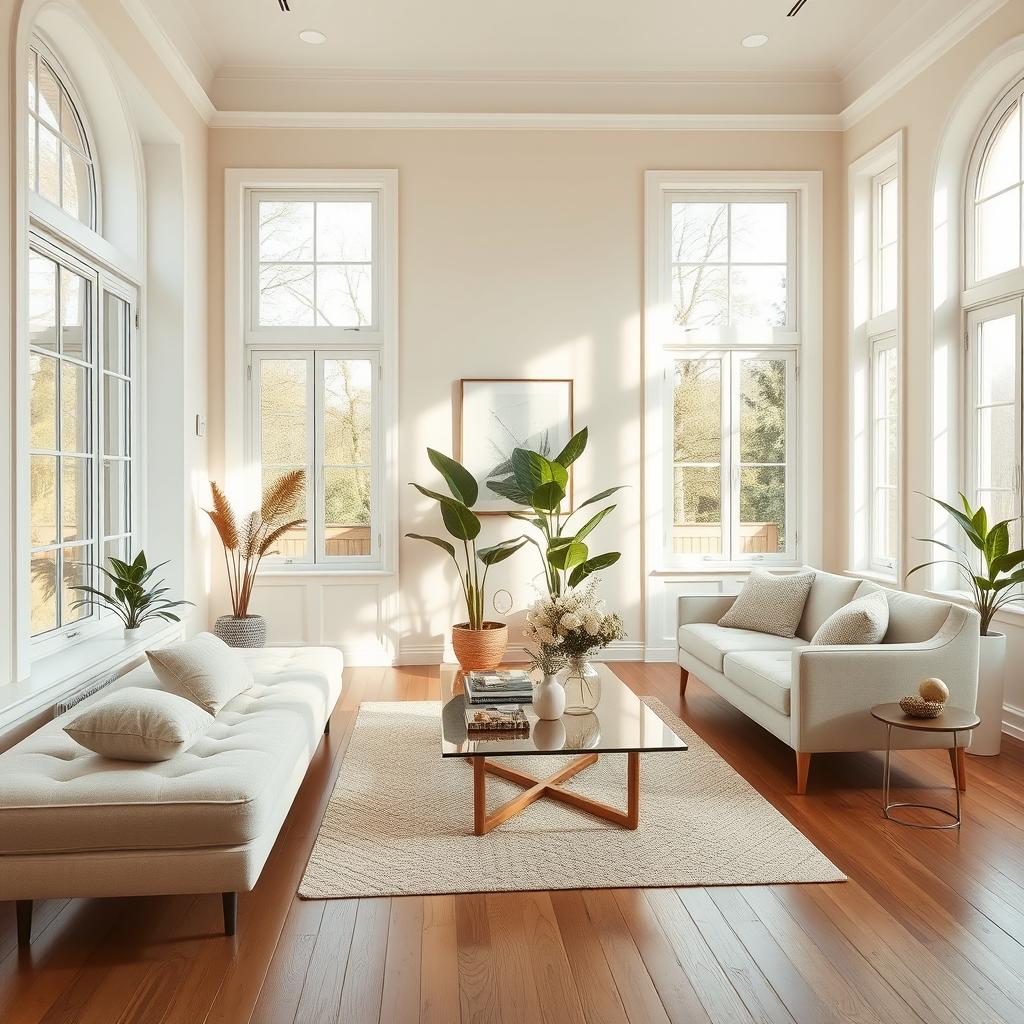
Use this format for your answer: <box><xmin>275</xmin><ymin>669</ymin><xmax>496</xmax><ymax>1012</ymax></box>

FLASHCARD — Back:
<box><xmin>500</xmin><ymin>427</ymin><xmax>624</xmax><ymax>597</ymax></box>
<box><xmin>204</xmin><ymin>470</ymin><xmax>306</xmax><ymax>647</ymax></box>
<box><xmin>908</xmin><ymin>492</ymin><xmax>1024</xmax><ymax>755</ymax></box>
<box><xmin>69</xmin><ymin>551</ymin><xmax>192</xmax><ymax>637</ymax></box>
<box><xmin>407</xmin><ymin>449</ymin><xmax>527</xmax><ymax>670</ymax></box>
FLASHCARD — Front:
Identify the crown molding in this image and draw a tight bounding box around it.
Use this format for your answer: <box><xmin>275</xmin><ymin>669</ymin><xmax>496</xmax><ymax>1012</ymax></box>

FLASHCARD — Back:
<box><xmin>118</xmin><ymin>0</ymin><xmax>215</xmax><ymax>122</ymax></box>
<box><xmin>838</xmin><ymin>0</ymin><xmax>1011</xmax><ymax>129</ymax></box>
<box><xmin>209</xmin><ymin>110</ymin><xmax>842</xmax><ymax>131</ymax></box>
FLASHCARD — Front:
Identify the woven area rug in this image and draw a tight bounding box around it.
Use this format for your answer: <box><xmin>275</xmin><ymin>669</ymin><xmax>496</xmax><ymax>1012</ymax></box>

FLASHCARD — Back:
<box><xmin>299</xmin><ymin>699</ymin><xmax>845</xmax><ymax>898</ymax></box>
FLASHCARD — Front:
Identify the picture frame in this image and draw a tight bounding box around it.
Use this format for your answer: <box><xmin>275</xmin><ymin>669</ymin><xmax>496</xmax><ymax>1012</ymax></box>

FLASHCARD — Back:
<box><xmin>458</xmin><ymin>378</ymin><xmax>574</xmax><ymax>514</ymax></box>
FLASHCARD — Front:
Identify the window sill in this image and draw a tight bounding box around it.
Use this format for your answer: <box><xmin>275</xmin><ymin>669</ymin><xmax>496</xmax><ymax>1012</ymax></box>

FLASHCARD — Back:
<box><xmin>0</xmin><ymin>619</ymin><xmax>183</xmax><ymax>733</ymax></box>
<box><xmin>257</xmin><ymin>567</ymin><xmax>395</xmax><ymax>579</ymax></box>
<box><xmin>926</xmin><ymin>589</ymin><xmax>1024</xmax><ymax>626</ymax></box>
<box><xmin>650</xmin><ymin>561</ymin><xmax>804</xmax><ymax>577</ymax></box>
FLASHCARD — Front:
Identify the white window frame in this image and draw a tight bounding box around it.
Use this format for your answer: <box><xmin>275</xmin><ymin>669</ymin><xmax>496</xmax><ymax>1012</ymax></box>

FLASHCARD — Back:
<box><xmin>964</xmin><ymin>300</ymin><xmax>1023</xmax><ymax>537</ymax></box>
<box><xmin>645</xmin><ymin>171</ymin><xmax>822</xmax><ymax>576</ymax></box>
<box><xmin>848</xmin><ymin>133</ymin><xmax>903</xmax><ymax>582</ymax></box>
<box><xmin>248</xmin><ymin>347</ymin><xmax>383</xmax><ymax>569</ymax></box>
<box><xmin>868</xmin><ymin>332</ymin><xmax>899</xmax><ymax>574</ymax></box>
<box><xmin>247</xmin><ymin>189</ymin><xmax>380</xmax><ymax>340</ymax></box>
<box><xmin>964</xmin><ymin>77</ymin><xmax>1024</xmax><ymax>296</ymax></box>
<box><xmin>664</xmin><ymin>348</ymin><xmax>797</xmax><ymax>566</ymax></box>
<box><xmin>226</xmin><ymin>169</ymin><xmax>399</xmax><ymax>577</ymax></box>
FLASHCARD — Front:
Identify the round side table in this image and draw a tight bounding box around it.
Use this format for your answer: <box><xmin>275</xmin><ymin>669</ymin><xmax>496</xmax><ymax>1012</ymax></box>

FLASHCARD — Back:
<box><xmin>870</xmin><ymin>703</ymin><xmax>981</xmax><ymax>830</ymax></box>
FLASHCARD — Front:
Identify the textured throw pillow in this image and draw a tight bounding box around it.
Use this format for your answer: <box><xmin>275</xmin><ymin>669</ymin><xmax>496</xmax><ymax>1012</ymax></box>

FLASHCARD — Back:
<box><xmin>718</xmin><ymin>569</ymin><xmax>816</xmax><ymax>639</ymax></box>
<box><xmin>811</xmin><ymin>589</ymin><xmax>890</xmax><ymax>646</ymax></box>
<box><xmin>64</xmin><ymin>687</ymin><xmax>212</xmax><ymax>762</ymax></box>
<box><xmin>146</xmin><ymin>632</ymin><xmax>254</xmax><ymax>715</ymax></box>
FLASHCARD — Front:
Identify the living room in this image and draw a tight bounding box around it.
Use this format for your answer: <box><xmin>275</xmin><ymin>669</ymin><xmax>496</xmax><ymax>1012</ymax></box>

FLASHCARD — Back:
<box><xmin>2</xmin><ymin>0</ymin><xmax>1024</xmax><ymax>1021</ymax></box>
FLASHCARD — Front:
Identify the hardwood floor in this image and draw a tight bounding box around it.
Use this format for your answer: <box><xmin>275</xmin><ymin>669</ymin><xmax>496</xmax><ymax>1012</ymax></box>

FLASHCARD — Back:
<box><xmin>2</xmin><ymin>662</ymin><xmax>1024</xmax><ymax>1023</ymax></box>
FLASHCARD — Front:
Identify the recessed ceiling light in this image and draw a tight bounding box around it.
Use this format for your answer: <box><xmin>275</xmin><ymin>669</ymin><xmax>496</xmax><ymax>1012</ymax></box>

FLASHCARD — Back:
<box><xmin>741</xmin><ymin>33</ymin><xmax>769</xmax><ymax>48</ymax></box>
<box><xmin>299</xmin><ymin>29</ymin><xmax>327</xmax><ymax>45</ymax></box>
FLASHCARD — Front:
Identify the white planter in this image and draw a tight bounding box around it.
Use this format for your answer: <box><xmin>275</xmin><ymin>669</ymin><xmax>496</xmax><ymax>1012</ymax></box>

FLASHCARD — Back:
<box><xmin>972</xmin><ymin>631</ymin><xmax>1006</xmax><ymax>756</ymax></box>
<box><xmin>533</xmin><ymin>673</ymin><xmax>566</xmax><ymax>720</ymax></box>
<box><xmin>124</xmin><ymin>627</ymin><xmax>142</xmax><ymax>641</ymax></box>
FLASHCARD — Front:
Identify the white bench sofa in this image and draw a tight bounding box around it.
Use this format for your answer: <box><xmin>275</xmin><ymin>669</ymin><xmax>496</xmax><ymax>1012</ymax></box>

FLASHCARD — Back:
<box><xmin>677</xmin><ymin>569</ymin><xmax>980</xmax><ymax>794</ymax></box>
<box><xmin>0</xmin><ymin>645</ymin><xmax>342</xmax><ymax>946</ymax></box>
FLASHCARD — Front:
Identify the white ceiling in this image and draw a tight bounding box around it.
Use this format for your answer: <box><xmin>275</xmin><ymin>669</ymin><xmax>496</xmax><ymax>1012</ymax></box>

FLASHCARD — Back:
<box><xmin>156</xmin><ymin>0</ymin><xmax>923</xmax><ymax>80</ymax></box>
<box><xmin>134</xmin><ymin>0</ymin><xmax>1007</xmax><ymax>121</ymax></box>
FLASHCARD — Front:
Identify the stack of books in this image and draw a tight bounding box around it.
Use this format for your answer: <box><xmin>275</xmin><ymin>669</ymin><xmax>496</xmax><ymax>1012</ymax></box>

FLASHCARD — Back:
<box><xmin>463</xmin><ymin>669</ymin><xmax>533</xmax><ymax>705</ymax></box>
<box><xmin>464</xmin><ymin>705</ymin><xmax>530</xmax><ymax>735</ymax></box>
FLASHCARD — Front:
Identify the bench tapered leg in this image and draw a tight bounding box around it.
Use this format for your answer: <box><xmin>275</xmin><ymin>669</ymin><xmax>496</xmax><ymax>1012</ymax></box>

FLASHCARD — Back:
<box><xmin>16</xmin><ymin>900</ymin><xmax>32</xmax><ymax>948</ymax></box>
<box><xmin>679</xmin><ymin>667</ymin><xmax>689</xmax><ymax>696</ymax></box>
<box><xmin>222</xmin><ymin>892</ymin><xmax>237</xmax><ymax>936</ymax></box>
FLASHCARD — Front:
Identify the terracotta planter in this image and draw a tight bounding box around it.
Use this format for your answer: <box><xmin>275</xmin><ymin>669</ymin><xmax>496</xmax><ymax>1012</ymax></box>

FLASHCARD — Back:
<box><xmin>451</xmin><ymin>622</ymin><xmax>507</xmax><ymax>671</ymax></box>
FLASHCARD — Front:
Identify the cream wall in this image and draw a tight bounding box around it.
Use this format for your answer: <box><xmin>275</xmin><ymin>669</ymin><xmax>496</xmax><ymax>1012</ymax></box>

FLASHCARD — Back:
<box><xmin>1</xmin><ymin>0</ymin><xmax>208</xmax><ymax>703</ymax></box>
<box><xmin>843</xmin><ymin>2</ymin><xmax>1024</xmax><ymax>727</ymax></box>
<box><xmin>207</xmin><ymin>128</ymin><xmax>844</xmax><ymax>660</ymax></box>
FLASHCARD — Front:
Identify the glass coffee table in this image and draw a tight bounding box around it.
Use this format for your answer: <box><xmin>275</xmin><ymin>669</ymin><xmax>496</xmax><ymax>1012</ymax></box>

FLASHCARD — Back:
<box><xmin>440</xmin><ymin>663</ymin><xmax>687</xmax><ymax>836</ymax></box>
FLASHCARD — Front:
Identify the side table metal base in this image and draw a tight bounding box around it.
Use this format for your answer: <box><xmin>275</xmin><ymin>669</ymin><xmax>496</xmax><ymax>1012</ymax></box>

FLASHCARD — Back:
<box><xmin>882</xmin><ymin>723</ymin><xmax>963</xmax><ymax>830</ymax></box>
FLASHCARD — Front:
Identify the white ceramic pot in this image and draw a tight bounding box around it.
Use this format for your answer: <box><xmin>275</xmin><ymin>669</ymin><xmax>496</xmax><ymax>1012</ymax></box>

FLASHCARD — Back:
<box><xmin>532</xmin><ymin>718</ymin><xmax>566</xmax><ymax>750</ymax></box>
<box><xmin>972</xmin><ymin>631</ymin><xmax>1006</xmax><ymax>756</ymax></box>
<box><xmin>124</xmin><ymin>627</ymin><xmax>142</xmax><ymax>641</ymax></box>
<box><xmin>533</xmin><ymin>673</ymin><xmax>566</xmax><ymax>720</ymax></box>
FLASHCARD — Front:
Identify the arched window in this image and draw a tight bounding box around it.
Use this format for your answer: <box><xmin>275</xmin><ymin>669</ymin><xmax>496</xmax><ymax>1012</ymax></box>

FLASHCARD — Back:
<box><xmin>27</xmin><ymin>42</ymin><xmax>97</xmax><ymax>230</ymax></box>
<box><xmin>964</xmin><ymin>78</ymin><xmax>1024</xmax><ymax>546</ymax></box>
<box><xmin>26</xmin><ymin>35</ymin><xmax>138</xmax><ymax>654</ymax></box>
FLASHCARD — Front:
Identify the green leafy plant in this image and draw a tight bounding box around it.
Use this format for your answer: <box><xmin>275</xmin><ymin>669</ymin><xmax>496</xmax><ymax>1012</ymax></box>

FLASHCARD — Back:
<box><xmin>908</xmin><ymin>493</ymin><xmax>1024</xmax><ymax>635</ymax></box>
<box><xmin>70</xmin><ymin>551</ymin><xmax>193</xmax><ymax>630</ymax></box>
<box><xmin>407</xmin><ymin>449</ymin><xmax>527</xmax><ymax>629</ymax></box>
<box><xmin>500</xmin><ymin>426</ymin><xmax>624</xmax><ymax>596</ymax></box>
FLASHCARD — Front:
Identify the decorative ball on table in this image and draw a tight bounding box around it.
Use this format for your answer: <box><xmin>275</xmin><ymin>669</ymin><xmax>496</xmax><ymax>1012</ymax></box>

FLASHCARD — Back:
<box><xmin>918</xmin><ymin>677</ymin><xmax>949</xmax><ymax>703</ymax></box>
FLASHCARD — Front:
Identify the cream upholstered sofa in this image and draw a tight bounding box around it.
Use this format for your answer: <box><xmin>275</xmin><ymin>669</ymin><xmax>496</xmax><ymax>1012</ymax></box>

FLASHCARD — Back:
<box><xmin>676</xmin><ymin>569</ymin><xmax>980</xmax><ymax>794</ymax></box>
<box><xmin>0</xmin><ymin>645</ymin><xmax>342</xmax><ymax>946</ymax></box>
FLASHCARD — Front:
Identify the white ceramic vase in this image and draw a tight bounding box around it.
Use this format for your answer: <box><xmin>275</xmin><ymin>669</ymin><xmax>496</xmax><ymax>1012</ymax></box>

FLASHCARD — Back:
<box><xmin>972</xmin><ymin>631</ymin><xmax>1006</xmax><ymax>756</ymax></box>
<box><xmin>533</xmin><ymin>673</ymin><xmax>566</xmax><ymax>720</ymax></box>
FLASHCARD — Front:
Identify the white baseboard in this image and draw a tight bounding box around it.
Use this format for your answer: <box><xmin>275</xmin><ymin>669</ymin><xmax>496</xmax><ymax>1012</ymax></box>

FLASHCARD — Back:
<box><xmin>1004</xmin><ymin>702</ymin><xmax>1024</xmax><ymax>743</ymax></box>
<box><xmin>643</xmin><ymin>645</ymin><xmax>678</xmax><ymax>663</ymax></box>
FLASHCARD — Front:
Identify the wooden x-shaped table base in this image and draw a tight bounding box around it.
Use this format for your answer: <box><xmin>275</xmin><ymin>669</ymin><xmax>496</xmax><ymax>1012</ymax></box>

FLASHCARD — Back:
<box><xmin>472</xmin><ymin>751</ymin><xmax>640</xmax><ymax>836</ymax></box>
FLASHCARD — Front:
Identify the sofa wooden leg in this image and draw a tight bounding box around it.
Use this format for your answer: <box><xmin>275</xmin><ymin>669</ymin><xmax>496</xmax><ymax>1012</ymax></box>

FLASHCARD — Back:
<box><xmin>949</xmin><ymin>747</ymin><xmax>967</xmax><ymax>792</ymax></box>
<box><xmin>324</xmin><ymin>718</ymin><xmax>331</xmax><ymax>735</ymax></box>
<box><xmin>795</xmin><ymin>752</ymin><xmax>812</xmax><ymax>795</ymax></box>
<box><xmin>222</xmin><ymin>892</ymin><xmax>237</xmax><ymax>936</ymax></box>
<box><xmin>679</xmin><ymin>667</ymin><xmax>689</xmax><ymax>697</ymax></box>
<box><xmin>16</xmin><ymin>900</ymin><xmax>32</xmax><ymax>948</ymax></box>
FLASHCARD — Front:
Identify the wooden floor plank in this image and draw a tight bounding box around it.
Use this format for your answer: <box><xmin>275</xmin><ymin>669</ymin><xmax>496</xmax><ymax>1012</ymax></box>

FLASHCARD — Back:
<box><xmin>379</xmin><ymin>897</ymin><xmax>423</xmax><ymax>1024</ymax></box>
<box><xmin>420</xmin><ymin>895</ymin><xmax>460</xmax><ymax>1024</ymax></box>
<box><xmin>455</xmin><ymin>893</ymin><xmax>501</xmax><ymax>1024</ymax></box>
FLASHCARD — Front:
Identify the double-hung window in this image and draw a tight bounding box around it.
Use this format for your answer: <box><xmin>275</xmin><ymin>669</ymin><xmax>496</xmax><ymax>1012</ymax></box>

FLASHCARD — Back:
<box><xmin>244</xmin><ymin>185</ymin><xmax>395</xmax><ymax>570</ymax></box>
<box><xmin>662</xmin><ymin>192</ymin><xmax>799</xmax><ymax>564</ymax></box>
<box><xmin>964</xmin><ymin>82</ymin><xmax>1024</xmax><ymax>548</ymax></box>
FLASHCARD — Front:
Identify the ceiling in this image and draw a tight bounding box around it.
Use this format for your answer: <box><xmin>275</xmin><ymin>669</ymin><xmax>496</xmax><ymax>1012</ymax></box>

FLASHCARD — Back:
<box><xmin>135</xmin><ymin>0</ymin><xmax>1006</xmax><ymax>120</ymax></box>
<box><xmin>155</xmin><ymin>0</ymin><xmax>928</xmax><ymax>79</ymax></box>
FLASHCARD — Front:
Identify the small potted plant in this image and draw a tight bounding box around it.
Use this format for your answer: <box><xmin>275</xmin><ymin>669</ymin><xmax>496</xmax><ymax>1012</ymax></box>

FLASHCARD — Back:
<box><xmin>69</xmin><ymin>551</ymin><xmax>192</xmax><ymax>637</ymax></box>
<box><xmin>909</xmin><ymin>492</ymin><xmax>1024</xmax><ymax>755</ymax></box>
<box><xmin>407</xmin><ymin>449</ymin><xmax>526</xmax><ymax>670</ymax></box>
<box><xmin>204</xmin><ymin>470</ymin><xmax>306</xmax><ymax>647</ymax></box>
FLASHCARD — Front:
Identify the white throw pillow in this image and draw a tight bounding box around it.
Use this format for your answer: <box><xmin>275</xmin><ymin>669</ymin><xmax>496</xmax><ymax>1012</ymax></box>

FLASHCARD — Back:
<box><xmin>146</xmin><ymin>631</ymin><xmax>254</xmax><ymax>715</ymax></box>
<box><xmin>718</xmin><ymin>569</ymin><xmax>816</xmax><ymax>639</ymax></box>
<box><xmin>64</xmin><ymin>687</ymin><xmax>212</xmax><ymax>762</ymax></box>
<box><xmin>811</xmin><ymin>589</ymin><xmax>890</xmax><ymax>646</ymax></box>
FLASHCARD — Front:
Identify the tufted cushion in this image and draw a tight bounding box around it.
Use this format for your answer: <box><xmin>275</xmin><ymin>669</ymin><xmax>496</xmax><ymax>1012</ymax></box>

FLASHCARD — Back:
<box><xmin>146</xmin><ymin>632</ymin><xmax>254</xmax><ymax>715</ymax></box>
<box><xmin>64</xmin><ymin>687</ymin><xmax>212</xmax><ymax>762</ymax></box>
<box><xmin>0</xmin><ymin>646</ymin><xmax>342</xmax><ymax>856</ymax></box>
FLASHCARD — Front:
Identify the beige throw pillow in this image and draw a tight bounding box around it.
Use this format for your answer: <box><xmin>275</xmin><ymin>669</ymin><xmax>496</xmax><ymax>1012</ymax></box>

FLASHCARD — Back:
<box><xmin>718</xmin><ymin>569</ymin><xmax>816</xmax><ymax>639</ymax></box>
<box><xmin>146</xmin><ymin>631</ymin><xmax>254</xmax><ymax>715</ymax></box>
<box><xmin>811</xmin><ymin>589</ymin><xmax>889</xmax><ymax>646</ymax></box>
<box><xmin>64</xmin><ymin>687</ymin><xmax>212</xmax><ymax>762</ymax></box>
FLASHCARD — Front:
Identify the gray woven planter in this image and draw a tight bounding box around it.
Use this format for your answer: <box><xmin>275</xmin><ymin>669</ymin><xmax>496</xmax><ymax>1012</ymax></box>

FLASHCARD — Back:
<box><xmin>214</xmin><ymin>614</ymin><xmax>267</xmax><ymax>648</ymax></box>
